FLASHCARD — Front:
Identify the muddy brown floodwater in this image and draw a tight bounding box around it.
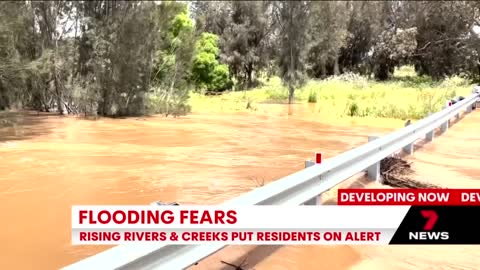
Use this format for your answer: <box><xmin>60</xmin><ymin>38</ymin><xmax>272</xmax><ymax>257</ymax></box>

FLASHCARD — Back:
<box><xmin>0</xmin><ymin>106</ymin><xmax>419</xmax><ymax>270</ymax></box>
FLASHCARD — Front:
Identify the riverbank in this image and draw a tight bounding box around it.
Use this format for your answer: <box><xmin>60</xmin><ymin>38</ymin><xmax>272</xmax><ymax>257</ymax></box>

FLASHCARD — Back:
<box><xmin>1</xmin><ymin>68</ymin><xmax>474</xmax><ymax>124</ymax></box>
<box><xmin>189</xmin><ymin>67</ymin><xmax>474</xmax><ymax>120</ymax></box>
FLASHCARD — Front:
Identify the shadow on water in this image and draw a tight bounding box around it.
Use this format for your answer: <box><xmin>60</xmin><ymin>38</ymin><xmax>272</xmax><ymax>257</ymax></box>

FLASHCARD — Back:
<box><xmin>0</xmin><ymin>111</ymin><xmax>57</xmax><ymax>142</ymax></box>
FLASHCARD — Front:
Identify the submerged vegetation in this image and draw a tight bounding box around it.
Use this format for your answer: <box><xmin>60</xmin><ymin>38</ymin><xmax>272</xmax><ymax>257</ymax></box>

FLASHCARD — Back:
<box><xmin>190</xmin><ymin>66</ymin><xmax>473</xmax><ymax>120</ymax></box>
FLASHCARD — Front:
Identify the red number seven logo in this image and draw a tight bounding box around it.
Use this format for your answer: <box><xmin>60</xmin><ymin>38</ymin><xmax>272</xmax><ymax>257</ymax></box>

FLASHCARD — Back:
<box><xmin>421</xmin><ymin>210</ymin><xmax>438</xmax><ymax>231</ymax></box>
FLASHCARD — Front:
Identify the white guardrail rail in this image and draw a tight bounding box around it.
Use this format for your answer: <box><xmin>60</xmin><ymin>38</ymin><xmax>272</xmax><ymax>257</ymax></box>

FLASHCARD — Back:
<box><xmin>63</xmin><ymin>88</ymin><xmax>480</xmax><ymax>270</ymax></box>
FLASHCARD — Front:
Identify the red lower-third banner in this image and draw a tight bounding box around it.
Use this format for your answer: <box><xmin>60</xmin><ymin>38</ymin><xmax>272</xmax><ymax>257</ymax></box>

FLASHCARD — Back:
<box><xmin>338</xmin><ymin>188</ymin><xmax>480</xmax><ymax>205</ymax></box>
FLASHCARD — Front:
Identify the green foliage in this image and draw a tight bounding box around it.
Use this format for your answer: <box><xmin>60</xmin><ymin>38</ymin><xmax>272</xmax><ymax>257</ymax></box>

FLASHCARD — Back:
<box><xmin>149</xmin><ymin>2</ymin><xmax>195</xmax><ymax>117</ymax></box>
<box><xmin>169</xmin><ymin>10</ymin><xmax>193</xmax><ymax>38</ymax></box>
<box><xmin>195</xmin><ymin>33</ymin><xmax>220</xmax><ymax>55</ymax></box>
<box><xmin>192</xmin><ymin>32</ymin><xmax>232</xmax><ymax>92</ymax></box>
<box><xmin>211</xmin><ymin>64</ymin><xmax>233</xmax><ymax>92</ymax></box>
<box><xmin>191</xmin><ymin>52</ymin><xmax>217</xmax><ymax>84</ymax></box>
<box><xmin>215</xmin><ymin>1</ymin><xmax>273</xmax><ymax>89</ymax></box>
<box><xmin>276</xmin><ymin>1</ymin><xmax>310</xmax><ymax>103</ymax></box>
<box><xmin>0</xmin><ymin>1</ymin><xmax>34</xmax><ymax>110</ymax></box>
<box><xmin>413</xmin><ymin>1</ymin><xmax>479</xmax><ymax>80</ymax></box>
<box><xmin>307</xmin><ymin>1</ymin><xmax>349</xmax><ymax>78</ymax></box>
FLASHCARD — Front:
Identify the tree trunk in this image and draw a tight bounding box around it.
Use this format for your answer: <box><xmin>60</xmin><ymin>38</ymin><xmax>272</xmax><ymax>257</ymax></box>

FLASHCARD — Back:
<box><xmin>102</xmin><ymin>88</ymin><xmax>108</xmax><ymax>116</ymax></box>
<box><xmin>288</xmin><ymin>84</ymin><xmax>294</xmax><ymax>104</ymax></box>
<box><xmin>53</xmin><ymin>73</ymin><xmax>66</xmax><ymax>114</ymax></box>
<box><xmin>374</xmin><ymin>55</ymin><xmax>390</xmax><ymax>81</ymax></box>
<box><xmin>374</xmin><ymin>63</ymin><xmax>389</xmax><ymax>81</ymax></box>
<box><xmin>334</xmin><ymin>52</ymin><xmax>340</xmax><ymax>75</ymax></box>
<box><xmin>246</xmin><ymin>63</ymin><xmax>254</xmax><ymax>88</ymax></box>
<box><xmin>320</xmin><ymin>61</ymin><xmax>326</xmax><ymax>78</ymax></box>
<box><xmin>288</xmin><ymin>5</ymin><xmax>295</xmax><ymax>105</ymax></box>
<box><xmin>476</xmin><ymin>61</ymin><xmax>480</xmax><ymax>83</ymax></box>
<box><xmin>166</xmin><ymin>61</ymin><xmax>178</xmax><ymax>117</ymax></box>
<box><xmin>0</xmin><ymin>81</ymin><xmax>9</xmax><ymax>110</ymax></box>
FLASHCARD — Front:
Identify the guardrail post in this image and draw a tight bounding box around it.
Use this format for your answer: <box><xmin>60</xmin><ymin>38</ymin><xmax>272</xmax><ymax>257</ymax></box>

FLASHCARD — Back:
<box><xmin>305</xmin><ymin>160</ymin><xmax>315</xmax><ymax>168</ymax></box>
<box><xmin>466</xmin><ymin>104</ymin><xmax>473</xmax><ymax>113</ymax></box>
<box><xmin>367</xmin><ymin>135</ymin><xmax>381</xmax><ymax>182</ymax></box>
<box><xmin>304</xmin><ymin>153</ymin><xmax>323</xmax><ymax>205</ymax></box>
<box><xmin>451</xmin><ymin>100</ymin><xmax>460</xmax><ymax>119</ymax></box>
<box><xmin>402</xmin><ymin>121</ymin><xmax>414</xmax><ymax>154</ymax></box>
<box><xmin>305</xmin><ymin>153</ymin><xmax>322</xmax><ymax>168</ymax></box>
<box><xmin>425</xmin><ymin>112</ymin><xmax>435</xmax><ymax>142</ymax></box>
<box><xmin>426</xmin><ymin>130</ymin><xmax>434</xmax><ymax>142</ymax></box>
<box><xmin>304</xmin><ymin>195</ymin><xmax>321</xmax><ymax>205</ymax></box>
<box><xmin>440</xmin><ymin>119</ymin><xmax>449</xmax><ymax>133</ymax></box>
<box><xmin>303</xmin><ymin>160</ymin><xmax>321</xmax><ymax>204</ymax></box>
<box><xmin>473</xmin><ymin>88</ymin><xmax>479</xmax><ymax>110</ymax></box>
<box><xmin>440</xmin><ymin>121</ymin><xmax>449</xmax><ymax>132</ymax></box>
<box><xmin>440</xmin><ymin>105</ymin><xmax>449</xmax><ymax>133</ymax></box>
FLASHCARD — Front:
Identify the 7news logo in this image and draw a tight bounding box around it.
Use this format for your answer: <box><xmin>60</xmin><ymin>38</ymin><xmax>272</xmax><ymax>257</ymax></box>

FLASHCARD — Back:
<box><xmin>408</xmin><ymin>210</ymin><xmax>450</xmax><ymax>240</ymax></box>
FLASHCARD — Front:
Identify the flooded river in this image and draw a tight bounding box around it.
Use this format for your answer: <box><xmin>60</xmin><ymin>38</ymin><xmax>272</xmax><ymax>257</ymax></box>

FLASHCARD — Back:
<box><xmin>0</xmin><ymin>106</ymin><xmax>403</xmax><ymax>270</ymax></box>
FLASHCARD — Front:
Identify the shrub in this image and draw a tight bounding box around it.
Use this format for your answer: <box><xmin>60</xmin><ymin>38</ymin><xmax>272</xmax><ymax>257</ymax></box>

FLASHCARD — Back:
<box><xmin>192</xmin><ymin>32</ymin><xmax>232</xmax><ymax>92</ymax></box>
<box><xmin>307</xmin><ymin>90</ymin><xmax>317</xmax><ymax>103</ymax></box>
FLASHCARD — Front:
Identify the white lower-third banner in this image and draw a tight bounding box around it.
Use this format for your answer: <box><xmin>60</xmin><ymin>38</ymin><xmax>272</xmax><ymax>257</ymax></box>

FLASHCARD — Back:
<box><xmin>72</xmin><ymin>205</ymin><xmax>409</xmax><ymax>245</ymax></box>
<box><xmin>72</xmin><ymin>229</ymin><xmax>395</xmax><ymax>245</ymax></box>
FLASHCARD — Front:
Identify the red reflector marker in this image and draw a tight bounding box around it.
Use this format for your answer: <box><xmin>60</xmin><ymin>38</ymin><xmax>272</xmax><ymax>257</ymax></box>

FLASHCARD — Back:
<box><xmin>315</xmin><ymin>152</ymin><xmax>322</xmax><ymax>164</ymax></box>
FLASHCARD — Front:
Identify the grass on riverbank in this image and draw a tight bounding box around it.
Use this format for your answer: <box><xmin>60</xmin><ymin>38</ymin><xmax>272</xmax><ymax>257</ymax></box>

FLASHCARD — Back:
<box><xmin>189</xmin><ymin>66</ymin><xmax>474</xmax><ymax>120</ymax></box>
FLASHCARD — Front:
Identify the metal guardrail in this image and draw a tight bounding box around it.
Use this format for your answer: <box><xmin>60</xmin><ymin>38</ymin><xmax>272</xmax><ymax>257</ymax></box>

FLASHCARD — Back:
<box><xmin>63</xmin><ymin>90</ymin><xmax>480</xmax><ymax>270</ymax></box>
